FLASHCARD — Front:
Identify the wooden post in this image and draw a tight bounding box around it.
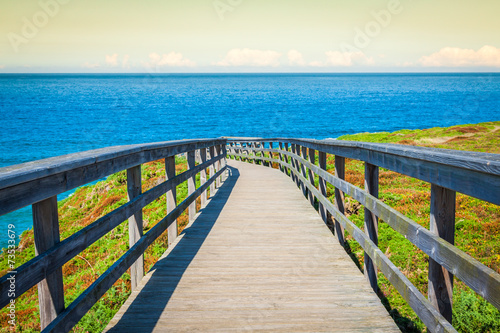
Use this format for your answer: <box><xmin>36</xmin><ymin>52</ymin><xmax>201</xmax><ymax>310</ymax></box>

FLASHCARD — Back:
<box><xmin>292</xmin><ymin>144</ymin><xmax>301</xmax><ymax>188</ymax></box>
<box><xmin>127</xmin><ymin>166</ymin><xmax>144</xmax><ymax>291</ymax></box>
<box><xmin>278</xmin><ymin>142</ymin><xmax>284</xmax><ymax>172</ymax></box>
<box><xmin>318</xmin><ymin>151</ymin><xmax>328</xmax><ymax>224</ymax></box>
<box><xmin>222</xmin><ymin>144</ymin><xmax>228</xmax><ymax>181</ymax></box>
<box><xmin>292</xmin><ymin>144</ymin><xmax>299</xmax><ymax>186</ymax></box>
<box><xmin>308</xmin><ymin>149</ymin><xmax>316</xmax><ymax>206</ymax></box>
<box><xmin>284</xmin><ymin>143</ymin><xmax>291</xmax><ymax>178</ymax></box>
<box><xmin>33</xmin><ymin>196</ymin><xmax>64</xmax><ymax>330</ymax></box>
<box><xmin>216</xmin><ymin>145</ymin><xmax>222</xmax><ymax>188</ymax></box>
<box><xmin>364</xmin><ymin>163</ymin><xmax>379</xmax><ymax>292</ymax></box>
<box><xmin>200</xmin><ymin>148</ymin><xmax>208</xmax><ymax>207</ymax></box>
<box><xmin>334</xmin><ymin>156</ymin><xmax>346</xmax><ymax>246</ymax></box>
<box><xmin>250</xmin><ymin>142</ymin><xmax>255</xmax><ymax>164</ymax></box>
<box><xmin>209</xmin><ymin>146</ymin><xmax>216</xmax><ymax>196</ymax></box>
<box><xmin>300</xmin><ymin>146</ymin><xmax>308</xmax><ymax>197</ymax></box>
<box><xmin>428</xmin><ymin>184</ymin><xmax>456</xmax><ymax>324</ymax></box>
<box><xmin>165</xmin><ymin>156</ymin><xmax>177</xmax><ymax>246</ymax></box>
<box><xmin>266</xmin><ymin>142</ymin><xmax>271</xmax><ymax>167</ymax></box>
<box><xmin>188</xmin><ymin>150</ymin><xmax>196</xmax><ymax>222</ymax></box>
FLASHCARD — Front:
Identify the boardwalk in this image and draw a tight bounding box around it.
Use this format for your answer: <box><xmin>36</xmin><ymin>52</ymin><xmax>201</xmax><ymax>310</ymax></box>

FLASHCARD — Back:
<box><xmin>105</xmin><ymin>160</ymin><xmax>400</xmax><ymax>332</ymax></box>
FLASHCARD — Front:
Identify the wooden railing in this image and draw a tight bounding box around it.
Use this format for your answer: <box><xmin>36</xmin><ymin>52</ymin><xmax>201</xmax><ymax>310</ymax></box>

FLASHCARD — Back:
<box><xmin>0</xmin><ymin>139</ymin><xmax>227</xmax><ymax>332</ymax></box>
<box><xmin>226</xmin><ymin>138</ymin><xmax>500</xmax><ymax>333</ymax></box>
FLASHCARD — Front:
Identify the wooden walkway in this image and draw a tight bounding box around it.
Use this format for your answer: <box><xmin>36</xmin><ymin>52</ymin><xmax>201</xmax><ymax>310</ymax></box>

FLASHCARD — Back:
<box><xmin>105</xmin><ymin>160</ymin><xmax>400</xmax><ymax>332</ymax></box>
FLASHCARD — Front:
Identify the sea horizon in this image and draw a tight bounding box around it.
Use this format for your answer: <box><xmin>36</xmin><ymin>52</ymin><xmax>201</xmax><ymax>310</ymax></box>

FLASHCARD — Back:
<box><xmin>1</xmin><ymin>72</ymin><xmax>499</xmax><ymax>247</ymax></box>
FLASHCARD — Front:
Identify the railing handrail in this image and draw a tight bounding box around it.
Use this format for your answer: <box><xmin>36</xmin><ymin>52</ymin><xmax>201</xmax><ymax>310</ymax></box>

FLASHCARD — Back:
<box><xmin>226</xmin><ymin>137</ymin><xmax>500</xmax><ymax>173</ymax></box>
<box><xmin>0</xmin><ymin>138</ymin><xmax>227</xmax><ymax>216</ymax></box>
<box><xmin>227</xmin><ymin>137</ymin><xmax>500</xmax><ymax>205</ymax></box>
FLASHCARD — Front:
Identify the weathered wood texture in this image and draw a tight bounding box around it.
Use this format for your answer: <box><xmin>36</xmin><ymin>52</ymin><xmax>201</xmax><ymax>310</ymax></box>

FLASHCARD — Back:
<box><xmin>228</xmin><ymin>145</ymin><xmax>500</xmax><ymax>331</ymax></box>
<box><xmin>428</xmin><ymin>185</ymin><xmax>456</xmax><ymax>323</ymax></box>
<box><xmin>188</xmin><ymin>151</ymin><xmax>196</xmax><ymax>222</ymax></box>
<box><xmin>165</xmin><ymin>156</ymin><xmax>177</xmax><ymax>246</ymax></box>
<box><xmin>0</xmin><ymin>139</ymin><xmax>227</xmax><ymax>216</ymax></box>
<box><xmin>200</xmin><ymin>148</ymin><xmax>208</xmax><ymax>207</ymax></box>
<box><xmin>209</xmin><ymin>146</ymin><xmax>216</xmax><ymax>195</ymax></box>
<box><xmin>318</xmin><ymin>151</ymin><xmax>328</xmax><ymax>225</ymax></box>
<box><xmin>43</xmin><ymin>166</ymin><xmax>226</xmax><ymax>333</ymax></box>
<box><xmin>334</xmin><ymin>156</ymin><xmax>346</xmax><ymax>246</ymax></box>
<box><xmin>127</xmin><ymin>166</ymin><xmax>144</xmax><ymax>291</ymax></box>
<box><xmin>226</xmin><ymin>137</ymin><xmax>500</xmax><ymax>205</ymax></box>
<box><xmin>272</xmin><ymin>156</ymin><xmax>456</xmax><ymax>332</ymax></box>
<box><xmin>364</xmin><ymin>163</ymin><xmax>379</xmax><ymax>292</ymax></box>
<box><xmin>105</xmin><ymin>160</ymin><xmax>399</xmax><ymax>332</ymax></box>
<box><xmin>308</xmin><ymin>148</ymin><xmax>316</xmax><ymax>206</ymax></box>
<box><xmin>33</xmin><ymin>196</ymin><xmax>65</xmax><ymax>330</ymax></box>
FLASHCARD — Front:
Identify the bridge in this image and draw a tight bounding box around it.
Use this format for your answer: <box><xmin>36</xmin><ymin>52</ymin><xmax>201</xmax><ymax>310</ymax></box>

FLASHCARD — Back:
<box><xmin>0</xmin><ymin>138</ymin><xmax>499</xmax><ymax>332</ymax></box>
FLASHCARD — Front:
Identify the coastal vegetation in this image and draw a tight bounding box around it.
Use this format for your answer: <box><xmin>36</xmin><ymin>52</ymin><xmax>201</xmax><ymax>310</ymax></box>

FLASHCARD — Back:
<box><xmin>1</xmin><ymin>121</ymin><xmax>499</xmax><ymax>332</ymax></box>
<box><xmin>334</xmin><ymin>121</ymin><xmax>500</xmax><ymax>332</ymax></box>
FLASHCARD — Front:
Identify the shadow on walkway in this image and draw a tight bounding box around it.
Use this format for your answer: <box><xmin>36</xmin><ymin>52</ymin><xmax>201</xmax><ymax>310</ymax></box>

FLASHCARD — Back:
<box><xmin>106</xmin><ymin>166</ymin><xmax>240</xmax><ymax>332</ymax></box>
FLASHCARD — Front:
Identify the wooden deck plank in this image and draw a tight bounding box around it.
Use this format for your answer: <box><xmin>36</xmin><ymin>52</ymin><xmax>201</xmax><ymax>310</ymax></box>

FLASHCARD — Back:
<box><xmin>105</xmin><ymin>160</ymin><xmax>400</xmax><ymax>332</ymax></box>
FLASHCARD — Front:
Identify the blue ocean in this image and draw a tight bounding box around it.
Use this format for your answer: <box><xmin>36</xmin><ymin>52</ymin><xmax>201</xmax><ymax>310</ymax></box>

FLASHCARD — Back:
<box><xmin>1</xmin><ymin>73</ymin><xmax>499</xmax><ymax>247</ymax></box>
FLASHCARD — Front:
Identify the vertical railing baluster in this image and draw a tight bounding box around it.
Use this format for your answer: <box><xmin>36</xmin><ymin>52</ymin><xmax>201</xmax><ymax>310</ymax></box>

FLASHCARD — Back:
<box><xmin>334</xmin><ymin>156</ymin><xmax>346</xmax><ymax>246</ymax></box>
<box><xmin>285</xmin><ymin>142</ymin><xmax>291</xmax><ymax>178</ymax></box>
<box><xmin>188</xmin><ymin>150</ymin><xmax>196</xmax><ymax>222</ymax></box>
<box><xmin>290</xmin><ymin>143</ymin><xmax>299</xmax><ymax>186</ymax></box>
<box><xmin>300</xmin><ymin>146</ymin><xmax>308</xmax><ymax>196</ymax></box>
<box><xmin>308</xmin><ymin>148</ymin><xmax>316</xmax><ymax>206</ymax></box>
<box><xmin>364</xmin><ymin>163</ymin><xmax>379</xmax><ymax>292</ymax></box>
<box><xmin>278</xmin><ymin>142</ymin><xmax>285</xmax><ymax>172</ymax></box>
<box><xmin>222</xmin><ymin>143</ymin><xmax>228</xmax><ymax>181</ymax></box>
<box><xmin>200</xmin><ymin>148</ymin><xmax>208</xmax><ymax>207</ymax></box>
<box><xmin>291</xmin><ymin>144</ymin><xmax>299</xmax><ymax>186</ymax></box>
<box><xmin>165</xmin><ymin>156</ymin><xmax>177</xmax><ymax>246</ymax></box>
<box><xmin>216</xmin><ymin>145</ymin><xmax>222</xmax><ymax>187</ymax></box>
<box><xmin>251</xmin><ymin>142</ymin><xmax>255</xmax><ymax>164</ymax></box>
<box><xmin>428</xmin><ymin>184</ymin><xmax>456</xmax><ymax>324</ymax></box>
<box><xmin>318</xmin><ymin>151</ymin><xmax>328</xmax><ymax>225</ymax></box>
<box><xmin>33</xmin><ymin>196</ymin><xmax>65</xmax><ymax>330</ymax></box>
<box><xmin>127</xmin><ymin>165</ymin><xmax>144</xmax><ymax>291</ymax></box>
<box><xmin>265</xmin><ymin>142</ymin><xmax>269</xmax><ymax>167</ymax></box>
<box><xmin>209</xmin><ymin>146</ymin><xmax>216</xmax><ymax>196</ymax></box>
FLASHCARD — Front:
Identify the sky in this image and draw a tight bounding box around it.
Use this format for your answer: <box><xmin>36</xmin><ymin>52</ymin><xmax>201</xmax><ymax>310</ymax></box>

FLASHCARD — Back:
<box><xmin>1</xmin><ymin>0</ymin><xmax>499</xmax><ymax>73</ymax></box>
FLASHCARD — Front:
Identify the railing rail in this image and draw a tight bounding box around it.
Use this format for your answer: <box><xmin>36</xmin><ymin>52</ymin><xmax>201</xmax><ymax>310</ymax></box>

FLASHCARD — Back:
<box><xmin>227</xmin><ymin>138</ymin><xmax>500</xmax><ymax>333</ymax></box>
<box><xmin>0</xmin><ymin>138</ymin><xmax>228</xmax><ymax>332</ymax></box>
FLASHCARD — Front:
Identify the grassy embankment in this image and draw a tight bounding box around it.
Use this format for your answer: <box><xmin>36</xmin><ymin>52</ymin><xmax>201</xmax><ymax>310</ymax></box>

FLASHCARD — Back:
<box><xmin>1</xmin><ymin>121</ymin><xmax>499</xmax><ymax>332</ymax></box>
<box><xmin>333</xmin><ymin>121</ymin><xmax>500</xmax><ymax>332</ymax></box>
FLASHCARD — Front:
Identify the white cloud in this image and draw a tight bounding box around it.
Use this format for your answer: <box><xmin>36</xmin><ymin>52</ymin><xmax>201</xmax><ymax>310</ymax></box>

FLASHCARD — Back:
<box><xmin>105</xmin><ymin>53</ymin><xmax>119</xmax><ymax>67</ymax></box>
<box><xmin>82</xmin><ymin>62</ymin><xmax>100</xmax><ymax>69</ymax></box>
<box><xmin>0</xmin><ymin>65</ymin><xmax>5</xmax><ymax>69</ymax></box>
<box><xmin>216</xmin><ymin>48</ymin><xmax>282</xmax><ymax>67</ymax></box>
<box><xmin>147</xmin><ymin>52</ymin><xmax>196</xmax><ymax>67</ymax></box>
<box><xmin>419</xmin><ymin>45</ymin><xmax>500</xmax><ymax>67</ymax></box>
<box><xmin>310</xmin><ymin>51</ymin><xmax>374</xmax><ymax>67</ymax></box>
<box><xmin>122</xmin><ymin>54</ymin><xmax>130</xmax><ymax>68</ymax></box>
<box><xmin>288</xmin><ymin>50</ymin><xmax>306</xmax><ymax>66</ymax></box>
<box><xmin>397</xmin><ymin>61</ymin><xmax>414</xmax><ymax>67</ymax></box>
